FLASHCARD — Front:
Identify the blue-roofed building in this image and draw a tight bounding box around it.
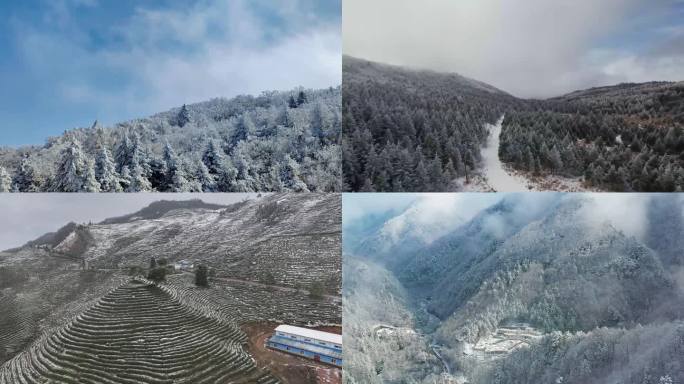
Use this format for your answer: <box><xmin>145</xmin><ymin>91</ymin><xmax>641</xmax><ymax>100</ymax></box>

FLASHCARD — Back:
<box><xmin>266</xmin><ymin>325</ymin><xmax>342</xmax><ymax>367</ymax></box>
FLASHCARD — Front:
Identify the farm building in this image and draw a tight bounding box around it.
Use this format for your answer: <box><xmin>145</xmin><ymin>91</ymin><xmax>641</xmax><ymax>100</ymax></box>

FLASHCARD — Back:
<box><xmin>173</xmin><ymin>259</ymin><xmax>194</xmax><ymax>271</ymax></box>
<box><xmin>266</xmin><ymin>325</ymin><xmax>342</xmax><ymax>367</ymax></box>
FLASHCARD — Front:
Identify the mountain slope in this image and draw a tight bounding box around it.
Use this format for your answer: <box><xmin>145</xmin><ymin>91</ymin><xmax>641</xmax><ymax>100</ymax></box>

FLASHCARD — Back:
<box><xmin>343</xmin><ymin>57</ymin><xmax>684</xmax><ymax>192</ymax></box>
<box><xmin>344</xmin><ymin>194</ymin><xmax>684</xmax><ymax>384</ymax></box>
<box><xmin>499</xmin><ymin>81</ymin><xmax>684</xmax><ymax>191</ymax></box>
<box><xmin>0</xmin><ymin>279</ymin><xmax>278</xmax><ymax>384</ymax></box>
<box><xmin>342</xmin><ymin>56</ymin><xmax>525</xmax><ymax>192</ymax></box>
<box><xmin>0</xmin><ymin>194</ymin><xmax>342</xmax><ymax>370</ymax></box>
<box><xmin>0</xmin><ymin>86</ymin><xmax>341</xmax><ymax>192</ymax></box>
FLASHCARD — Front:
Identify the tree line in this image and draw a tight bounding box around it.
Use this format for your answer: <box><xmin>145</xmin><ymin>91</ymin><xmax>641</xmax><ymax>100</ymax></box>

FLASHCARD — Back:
<box><xmin>499</xmin><ymin>82</ymin><xmax>684</xmax><ymax>191</ymax></box>
<box><xmin>0</xmin><ymin>87</ymin><xmax>341</xmax><ymax>192</ymax></box>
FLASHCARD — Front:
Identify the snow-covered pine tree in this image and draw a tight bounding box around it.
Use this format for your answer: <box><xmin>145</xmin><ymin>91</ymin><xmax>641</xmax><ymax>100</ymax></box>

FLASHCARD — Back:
<box><xmin>231</xmin><ymin>115</ymin><xmax>255</xmax><ymax>147</ymax></box>
<box><xmin>12</xmin><ymin>155</ymin><xmax>38</xmax><ymax>192</ymax></box>
<box><xmin>176</xmin><ymin>104</ymin><xmax>190</xmax><ymax>127</ymax></box>
<box><xmin>162</xmin><ymin>142</ymin><xmax>178</xmax><ymax>190</ymax></box>
<box><xmin>163</xmin><ymin>142</ymin><xmax>190</xmax><ymax>192</ymax></box>
<box><xmin>54</xmin><ymin>139</ymin><xmax>99</xmax><ymax>192</ymax></box>
<box><xmin>192</xmin><ymin>160</ymin><xmax>213</xmax><ymax>191</ymax></box>
<box><xmin>126</xmin><ymin>162</ymin><xmax>151</xmax><ymax>192</ymax></box>
<box><xmin>114</xmin><ymin>131</ymin><xmax>133</xmax><ymax>173</ymax></box>
<box><xmin>0</xmin><ymin>166</ymin><xmax>12</xmax><ymax>192</ymax></box>
<box><xmin>95</xmin><ymin>146</ymin><xmax>122</xmax><ymax>192</ymax></box>
<box><xmin>201</xmin><ymin>140</ymin><xmax>238</xmax><ymax>191</ymax></box>
<box><xmin>83</xmin><ymin>161</ymin><xmax>101</xmax><ymax>192</ymax></box>
<box><xmin>202</xmin><ymin>140</ymin><xmax>224</xmax><ymax>175</ymax></box>
<box><xmin>280</xmin><ymin>155</ymin><xmax>309</xmax><ymax>192</ymax></box>
<box><xmin>297</xmin><ymin>90</ymin><xmax>307</xmax><ymax>106</ymax></box>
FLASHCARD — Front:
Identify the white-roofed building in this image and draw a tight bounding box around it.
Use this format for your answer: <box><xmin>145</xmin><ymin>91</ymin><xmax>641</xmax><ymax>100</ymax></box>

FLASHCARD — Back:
<box><xmin>266</xmin><ymin>324</ymin><xmax>342</xmax><ymax>367</ymax></box>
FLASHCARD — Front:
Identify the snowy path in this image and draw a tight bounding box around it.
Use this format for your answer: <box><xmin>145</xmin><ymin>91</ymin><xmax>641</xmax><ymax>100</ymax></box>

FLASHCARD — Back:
<box><xmin>480</xmin><ymin>115</ymin><xmax>530</xmax><ymax>192</ymax></box>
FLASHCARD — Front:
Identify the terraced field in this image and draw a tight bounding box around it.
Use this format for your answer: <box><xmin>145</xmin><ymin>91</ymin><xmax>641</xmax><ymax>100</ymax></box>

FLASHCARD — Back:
<box><xmin>0</xmin><ymin>279</ymin><xmax>279</xmax><ymax>384</ymax></box>
<box><xmin>166</xmin><ymin>275</ymin><xmax>341</xmax><ymax>326</ymax></box>
<box><xmin>0</xmin><ymin>293</ymin><xmax>36</xmax><ymax>363</ymax></box>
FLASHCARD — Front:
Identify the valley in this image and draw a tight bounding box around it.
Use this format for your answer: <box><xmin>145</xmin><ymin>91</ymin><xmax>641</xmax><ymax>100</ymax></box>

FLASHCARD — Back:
<box><xmin>343</xmin><ymin>193</ymin><xmax>684</xmax><ymax>384</ymax></box>
<box><xmin>343</xmin><ymin>56</ymin><xmax>684</xmax><ymax>192</ymax></box>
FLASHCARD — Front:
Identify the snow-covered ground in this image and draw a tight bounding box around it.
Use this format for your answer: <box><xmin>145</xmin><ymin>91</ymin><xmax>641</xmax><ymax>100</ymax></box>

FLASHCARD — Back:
<box><xmin>465</xmin><ymin>115</ymin><xmax>594</xmax><ymax>192</ymax></box>
<box><xmin>479</xmin><ymin>115</ymin><xmax>531</xmax><ymax>192</ymax></box>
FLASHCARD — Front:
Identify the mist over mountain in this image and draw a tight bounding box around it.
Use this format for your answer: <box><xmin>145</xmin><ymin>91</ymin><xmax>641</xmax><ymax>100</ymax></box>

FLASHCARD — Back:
<box><xmin>0</xmin><ymin>86</ymin><xmax>342</xmax><ymax>193</ymax></box>
<box><xmin>343</xmin><ymin>193</ymin><xmax>684</xmax><ymax>384</ymax></box>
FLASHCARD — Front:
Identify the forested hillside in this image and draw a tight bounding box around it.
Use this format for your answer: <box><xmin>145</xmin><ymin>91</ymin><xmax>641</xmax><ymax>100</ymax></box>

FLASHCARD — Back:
<box><xmin>344</xmin><ymin>194</ymin><xmax>684</xmax><ymax>383</ymax></box>
<box><xmin>499</xmin><ymin>82</ymin><xmax>684</xmax><ymax>191</ymax></box>
<box><xmin>0</xmin><ymin>87</ymin><xmax>341</xmax><ymax>192</ymax></box>
<box><xmin>343</xmin><ymin>56</ymin><xmax>684</xmax><ymax>192</ymax></box>
<box><xmin>342</xmin><ymin>56</ymin><xmax>524</xmax><ymax>192</ymax></box>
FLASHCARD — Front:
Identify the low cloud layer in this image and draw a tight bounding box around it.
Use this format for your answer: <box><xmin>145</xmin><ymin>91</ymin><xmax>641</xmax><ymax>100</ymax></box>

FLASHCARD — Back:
<box><xmin>344</xmin><ymin>0</ymin><xmax>684</xmax><ymax>98</ymax></box>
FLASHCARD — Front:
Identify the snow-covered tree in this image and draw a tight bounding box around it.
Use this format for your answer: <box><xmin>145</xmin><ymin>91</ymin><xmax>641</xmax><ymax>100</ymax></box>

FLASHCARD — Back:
<box><xmin>0</xmin><ymin>86</ymin><xmax>341</xmax><ymax>192</ymax></box>
<box><xmin>94</xmin><ymin>146</ymin><xmax>122</xmax><ymax>192</ymax></box>
<box><xmin>163</xmin><ymin>142</ymin><xmax>190</xmax><ymax>192</ymax></box>
<box><xmin>280</xmin><ymin>155</ymin><xmax>309</xmax><ymax>192</ymax></box>
<box><xmin>194</xmin><ymin>160</ymin><xmax>216</xmax><ymax>192</ymax></box>
<box><xmin>176</xmin><ymin>104</ymin><xmax>190</xmax><ymax>127</ymax></box>
<box><xmin>297</xmin><ymin>90</ymin><xmax>307</xmax><ymax>106</ymax></box>
<box><xmin>126</xmin><ymin>162</ymin><xmax>151</xmax><ymax>192</ymax></box>
<box><xmin>0</xmin><ymin>166</ymin><xmax>12</xmax><ymax>192</ymax></box>
<box><xmin>12</xmin><ymin>155</ymin><xmax>38</xmax><ymax>192</ymax></box>
<box><xmin>54</xmin><ymin>139</ymin><xmax>100</xmax><ymax>192</ymax></box>
<box><xmin>114</xmin><ymin>132</ymin><xmax>133</xmax><ymax>173</ymax></box>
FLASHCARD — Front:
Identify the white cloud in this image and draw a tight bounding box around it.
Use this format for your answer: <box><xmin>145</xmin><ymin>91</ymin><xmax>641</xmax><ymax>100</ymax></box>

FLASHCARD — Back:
<box><xmin>379</xmin><ymin>193</ymin><xmax>502</xmax><ymax>244</ymax></box>
<box><xmin>580</xmin><ymin>193</ymin><xmax>651</xmax><ymax>240</ymax></box>
<box><xmin>15</xmin><ymin>0</ymin><xmax>341</xmax><ymax>125</ymax></box>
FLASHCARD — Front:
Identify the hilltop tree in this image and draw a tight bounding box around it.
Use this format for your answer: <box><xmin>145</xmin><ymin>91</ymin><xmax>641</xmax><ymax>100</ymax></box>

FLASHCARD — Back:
<box><xmin>176</xmin><ymin>104</ymin><xmax>190</xmax><ymax>127</ymax></box>
<box><xmin>195</xmin><ymin>265</ymin><xmax>209</xmax><ymax>287</ymax></box>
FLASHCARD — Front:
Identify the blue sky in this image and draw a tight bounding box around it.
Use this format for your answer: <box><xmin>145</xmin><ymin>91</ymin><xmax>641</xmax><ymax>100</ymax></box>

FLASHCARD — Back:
<box><xmin>0</xmin><ymin>0</ymin><xmax>341</xmax><ymax>146</ymax></box>
<box><xmin>344</xmin><ymin>0</ymin><xmax>684</xmax><ymax>98</ymax></box>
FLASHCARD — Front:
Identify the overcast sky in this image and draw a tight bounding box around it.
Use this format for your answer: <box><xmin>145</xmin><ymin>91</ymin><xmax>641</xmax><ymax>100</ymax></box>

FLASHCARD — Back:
<box><xmin>344</xmin><ymin>0</ymin><xmax>684</xmax><ymax>98</ymax></box>
<box><xmin>0</xmin><ymin>193</ymin><xmax>259</xmax><ymax>250</ymax></box>
<box><xmin>0</xmin><ymin>0</ymin><xmax>341</xmax><ymax>146</ymax></box>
